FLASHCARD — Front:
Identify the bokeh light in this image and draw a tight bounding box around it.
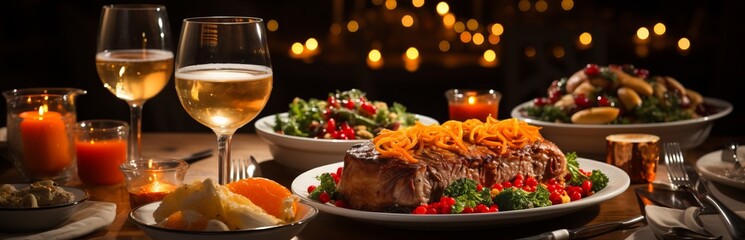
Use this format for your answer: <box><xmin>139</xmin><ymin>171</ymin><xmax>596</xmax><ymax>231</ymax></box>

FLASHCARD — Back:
<box><xmin>436</xmin><ymin>2</ymin><xmax>449</xmax><ymax>15</ymax></box>
<box><xmin>535</xmin><ymin>0</ymin><xmax>548</xmax><ymax>13</ymax></box>
<box><xmin>267</xmin><ymin>19</ymin><xmax>279</xmax><ymax>31</ymax></box>
<box><xmin>561</xmin><ymin>0</ymin><xmax>574</xmax><ymax>10</ymax></box>
<box><xmin>412</xmin><ymin>0</ymin><xmax>425</xmax><ymax>8</ymax></box>
<box><xmin>678</xmin><ymin>38</ymin><xmax>691</xmax><ymax>50</ymax></box>
<box><xmin>442</xmin><ymin>13</ymin><xmax>455</xmax><ymax>27</ymax></box>
<box><xmin>291</xmin><ymin>42</ymin><xmax>304</xmax><ymax>55</ymax></box>
<box><xmin>347</xmin><ymin>21</ymin><xmax>360</xmax><ymax>32</ymax></box>
<box><xmin>466</xmin><ymin>19</ymin><xmax>479</xmax><ymax>31</ymax></box>
<box><xmin>472</xmin><ymin>33</ymin><xmax>484</xmax><ymax>45</ymax></box>
<box><xmin>654</xmin><ymin>23</ymin><xmax>666</xmax><ymax>35</ymax></box>
<box><xmin>490</xmin><ymin>23</ymin><xmax>504</xmax><ymax>35</ymax></box>
<box><xmin>579</xmin><ymin>32</ymin><xmax>592</xmax><ymax>45</ymax></box>
<box><xmin>402</xmin><ymin>15</ymin><xmax>414</xmax><ymax>27</ymax></box>
<box><xmin>637</xmin><ymin>27</ymin><xmax>650</xmax><ymax>40</ymax></box>
<box><xmin>459</xmin><ymin>31</ymin><xmax>472</xmax><ymax>43</ymax></box>
<box><xmin>305</xmin><ymin>38</ymin><xmax>318</xmax><ymax>51</ymax></box>
<box><xmin>438</xmin><ymin>40</ymin><xmax>450</xmax><ymax>52</ymax></box>
<box><xmin>385</xmin><ymin>0</ymin><xmax>397</xmax><ymax>10</ymax></box>
<box><xmin>405</xmin><ymin>47</ymin><xmax>419</xmax><ymax>60</ymax></box>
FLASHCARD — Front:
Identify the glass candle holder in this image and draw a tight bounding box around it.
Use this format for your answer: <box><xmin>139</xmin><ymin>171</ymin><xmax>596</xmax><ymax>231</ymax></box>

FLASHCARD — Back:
<box><xmin>120</xmin><ymin>157</ymin><xmax>188</xmax><ymax>208</ymax></box>
<box><xmin>75</xmin><ymin>120</ymin><xmax>129</xmax><ymax>186</ymax></box>
<box><xmin>445</xmin><ymin>89</ymin><xmax>501</xmax><ymax>122</ymax></box>
<box><xmin>3</xmin><ymin>88</ymin><xmax>86</xmax><ymax>182</ymax></box>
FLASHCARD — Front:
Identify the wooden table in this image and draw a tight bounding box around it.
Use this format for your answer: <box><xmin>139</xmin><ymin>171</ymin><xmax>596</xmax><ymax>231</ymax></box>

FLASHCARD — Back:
<box><xmin>1</xmin><ymin>133</ymin><xmax>742</xmax><ymax>239</ymax></box>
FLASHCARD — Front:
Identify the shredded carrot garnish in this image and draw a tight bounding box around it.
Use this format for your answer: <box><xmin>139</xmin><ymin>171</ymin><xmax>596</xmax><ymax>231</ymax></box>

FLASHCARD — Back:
<box><xmin>373</xmin><ymin>117</ymin><xmax>543</xmax><ymax>163</ymax></box>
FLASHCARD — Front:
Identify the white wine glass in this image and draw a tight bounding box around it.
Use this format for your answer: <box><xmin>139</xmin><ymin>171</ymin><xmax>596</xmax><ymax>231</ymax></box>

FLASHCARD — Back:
<box><xmin>175</xmin><ymin>17</ymin><xmax>272</xmax><ymax>184</ymax></box>
<box><xmin>95</xmin><ymin>4</ymin><xmax>174</xmax><ymax>161</ymax></box>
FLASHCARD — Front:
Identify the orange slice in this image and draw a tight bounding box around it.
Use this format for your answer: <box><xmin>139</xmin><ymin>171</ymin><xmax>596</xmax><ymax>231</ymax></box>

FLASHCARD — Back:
<box><xmin>226</xmin><ymin>177</ymin><xmax>298</xmax><ymax>221</ymax></box>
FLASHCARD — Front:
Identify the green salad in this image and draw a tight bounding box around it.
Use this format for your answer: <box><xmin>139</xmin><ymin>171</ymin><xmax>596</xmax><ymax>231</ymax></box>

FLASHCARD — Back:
<box><xmin>273</xmin><ymin>89</ymin><xmax>417</xmax><ymax>140</ymax></box>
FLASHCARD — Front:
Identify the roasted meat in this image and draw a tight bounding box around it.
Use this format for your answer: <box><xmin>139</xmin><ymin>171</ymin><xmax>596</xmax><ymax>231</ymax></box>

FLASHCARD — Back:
<box><xmin>336</xmin><ymin>139</ymin><xmax>567</xmax><ymax>212</ymax></box>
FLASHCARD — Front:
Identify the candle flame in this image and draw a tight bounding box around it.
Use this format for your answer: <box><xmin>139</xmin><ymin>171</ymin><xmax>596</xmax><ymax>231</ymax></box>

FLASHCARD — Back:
<box><xmin>468</xmin><ymin>96</ymin><xmax>476</xmax><ymax>105</ymax></box>
<box><xmin>37</xmin><ymin>105</ymin><xmax>49</xmax><ymax>117</ymax></box>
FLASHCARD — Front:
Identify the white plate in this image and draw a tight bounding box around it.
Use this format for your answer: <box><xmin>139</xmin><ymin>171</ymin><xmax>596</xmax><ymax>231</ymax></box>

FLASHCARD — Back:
<box><xmin>129</xmin><ymin>201</ymin><xmax>318</xmax><ymax>240</ymax></box>
<box><xmin>291</xmin><ymin>158</ymin><xmax>630</xmax><ymax>229</ymax></box>
<box><xmin>255</xmin><ymin>113</ymin><xmax>439</xmax><ymax>172</ymax></box>
<box><xmin>696</xmin><ymin>148</ymin><xmax>745</xmax><ymax>190</ymax></box>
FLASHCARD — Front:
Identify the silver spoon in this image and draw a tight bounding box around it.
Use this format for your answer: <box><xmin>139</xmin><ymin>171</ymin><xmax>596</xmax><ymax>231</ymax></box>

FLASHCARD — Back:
<box><xmin>721</xmin><ymin>142</ymin><xmax>741</xmax><ymax>170</ymax></box>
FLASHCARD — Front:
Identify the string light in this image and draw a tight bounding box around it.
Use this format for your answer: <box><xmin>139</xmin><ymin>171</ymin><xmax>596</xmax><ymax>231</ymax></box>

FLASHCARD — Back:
<box><xmin>385</xmin><ymin>0</ymin><xmax>397</xmax><ymax>10</ymax></box>
<box><xmin>535</xmin><ymin>0</ymin><xmax>548</xmax><ymax>13</ymax></box>
<box><xmin>402</xmin><ymin>15</ymin><xmax>414</xmax><ymax>27</ymax></box>
<box><xmin>472</xmin><ymin>33</ymin><xmax>485</xmax><ymax>45</ymax></box>
<box><xmin>518</xmin><ymin>0</ymin><xmax>531</xmax><ymax>12</ymax></box>
<box><xmin>636</xmin><ymin>27</ymin><xmax>649</xmax><ymax>40</ymax></box>
<box><xmin>438</xmin><ymin>40</ymin><xmax>450</xmax><ymax>52</ymax></box>
<box><xmin>466</xmin><ymin>19</ymin><xmax>479</xmax><ymax>31</ymax></box>
<box><xmin>347</xmin><ymin>21</ymin><xmax>360</xmax><ymax>32</ymax></box>
<box><xmin>460</xmin><ymin>31</ymin><xmax>472</xmax><ymax>43</ymax></box>
<box><xmin>561</xmin><ymin>0</ymin><xmax>574</xmax><ymax>11</ymax></box>
<box><xmin>267</xmin><ymin>19</ymin><xmax>279</xmax><ymax>31</ymax></box>
<box><xmin>305</xmin><ymin>38</ymin><xmax>318</xmax><ymax>51</ymax></box>
<box><xmin>653</xmin><ymin>23</ymin><xmax>666</xmax><ymax>35</ymax></box>
<box><xmin>436</xmin><ymin>2</ymin><xmax>449</xmax><ymax>15</ymax></box>
<box><xmin>490</xmin><ymin>23</ymin><xmax>504</xmax><ymax>35</ymax></box>
<box><xmin>678</xmin><ymin>38</ymin><xmax>690</xmax><ymax>50</ymax></box>
<box><xmin>412</xmin><ymin>0</ymin><xmax>425</xmax><ymax>8</ymax></box>
<box><xmin>442</xmin><ymin>13</ymin><xmax>455</xmax><ymax>27</ymax></box>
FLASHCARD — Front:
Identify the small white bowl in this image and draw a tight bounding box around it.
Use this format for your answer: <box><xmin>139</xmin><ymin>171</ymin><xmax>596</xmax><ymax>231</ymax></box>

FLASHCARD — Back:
<box><xmin>129</xmin><ymin>200</ymin><xmax>318</xmax><ymax>240</ymax></box>
<box><xmin>511</xmin><ymin>97</ymin><xmax>733</xmax><ymax>158</ymax></box>
<box><xmin>255</xmin><ymin>113</ymin><xmax>439</xmax><ymax>171</ymax></box>
<box><xmin>0</xmin><ymin>184</ymin><xmax>89</xmax><ymax>232</ymax></box>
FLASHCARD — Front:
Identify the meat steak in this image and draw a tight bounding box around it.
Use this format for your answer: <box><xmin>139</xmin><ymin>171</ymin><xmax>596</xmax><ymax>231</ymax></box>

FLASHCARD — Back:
<box><xmin>336</xmin><ymin>139</ymin><xmax>567</xmax><ymax>212</ymax></box>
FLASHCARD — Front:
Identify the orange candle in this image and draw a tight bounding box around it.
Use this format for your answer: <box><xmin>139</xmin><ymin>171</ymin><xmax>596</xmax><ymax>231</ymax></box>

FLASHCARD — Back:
<box><xmin>19</xmin><ymin>109</ymin><xmax>72</xmax><ymax>175</ymax></box>
<box><xmin>128</xmin><ymin>181</ymin><xmax>177</xmax><ymax>207</ymax></box>
<box><xmin>448</xmin><ymin>96</ymin><xmax>499</xmax><ymax>121</ymax></box>
<box><xmin>76</xmin><ymin>139</ymin><xmax>127</xmax><ymax>185</ymax></box>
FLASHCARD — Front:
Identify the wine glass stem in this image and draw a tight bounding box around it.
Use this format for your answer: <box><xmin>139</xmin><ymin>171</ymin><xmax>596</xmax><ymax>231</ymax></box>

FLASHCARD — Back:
<box><xmin>216</xmin><ymin>133</ymin><xmax>233</xmax><ymax>185</ymax></box>
<box><xmin>128</xmin><ymin>102</ymin><xmax>144</xmax><ymax>161</ymax></box>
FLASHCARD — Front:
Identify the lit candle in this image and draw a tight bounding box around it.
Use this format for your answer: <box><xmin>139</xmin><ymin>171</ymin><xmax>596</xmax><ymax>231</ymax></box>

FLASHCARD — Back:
<box><xmin>128</xmin><ymin>179</ymin><xmax>177</xmax><ymax>208</ymax></box>
<box><xmin>446</xmin><ymin>89</ymin><xmax>502</xmax><ymax>121</ymax></box>
<box><xmin>19</xmin><ymin>106</ymin><xmax>72</xmax><ymax>175</ymax></box>
<box><xmin>76</xmin><ymin>139</ymin><xmax>127</xmax><ymax>185</ymax></box>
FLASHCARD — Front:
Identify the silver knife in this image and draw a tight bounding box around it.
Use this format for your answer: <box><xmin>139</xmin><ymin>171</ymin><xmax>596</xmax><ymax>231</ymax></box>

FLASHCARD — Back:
<box><xmin>516</xmin><ymin>215</ymin><xmax>645</xmax><ymax>240</ymax></box>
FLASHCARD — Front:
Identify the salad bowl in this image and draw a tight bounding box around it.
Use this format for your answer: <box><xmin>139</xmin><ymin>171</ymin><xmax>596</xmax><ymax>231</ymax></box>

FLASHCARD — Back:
<box><xmin>511</xmin><ymin>97</ymin><xmax>732</xmax><ymax>158</ymax></box>
<box><xmin>255</xmin><ymin>113</ymin><xmax>438</xmax><ymax>171</ymax></box>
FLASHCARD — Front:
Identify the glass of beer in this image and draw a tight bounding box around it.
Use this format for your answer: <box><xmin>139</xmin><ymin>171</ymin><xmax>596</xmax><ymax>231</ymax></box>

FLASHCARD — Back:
<box><xmin>175</xmin><ymin>17</ymin><xmax>272</xmax><ymax>184</ymax></box>
<box><xmin>95</xmin><ymin>4</ymin><xmax>174</xmax><ymax>161</ymax></box>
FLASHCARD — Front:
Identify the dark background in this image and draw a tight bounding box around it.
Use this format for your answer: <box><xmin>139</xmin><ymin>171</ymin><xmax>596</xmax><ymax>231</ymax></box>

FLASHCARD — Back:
<box><xmin>1</xmin><ymin>1</ymin><xmax>742</xmax><ymax>136</ymax></box>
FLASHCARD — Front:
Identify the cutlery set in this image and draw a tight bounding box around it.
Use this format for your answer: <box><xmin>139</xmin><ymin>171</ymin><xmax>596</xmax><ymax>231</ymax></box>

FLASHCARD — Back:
<box><xmin>521</xmin><ymin>142</ymin><xmax>745</xmax><ymax>239</ymax></box>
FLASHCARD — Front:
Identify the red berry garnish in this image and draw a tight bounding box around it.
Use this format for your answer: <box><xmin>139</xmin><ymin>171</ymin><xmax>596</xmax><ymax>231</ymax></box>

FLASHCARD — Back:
<box><xmin>307</xmin><ymin>185</ymin><xmax>317</xmax><ymax>193</ymax></box>
<box><xmin>584</xmin><ymin>64</ymin><xmax>600</xmax><ymax>76</ymax></box>
<box><xmin>574</xmin><ymin>94</ymin><xmax>591</xmax><ymax>108</ymax></box>
<box><xmin>596</xmin><ymin>95</ymin><xmax>610</xmax><ymax>106</ymax></box>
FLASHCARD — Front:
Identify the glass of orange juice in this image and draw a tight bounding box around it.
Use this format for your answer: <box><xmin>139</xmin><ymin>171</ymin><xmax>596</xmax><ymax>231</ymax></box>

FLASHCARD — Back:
<box><xmin>74</xmin><ymin>120</ymin><xmax>129</xmax><ymax>186</ymax></box>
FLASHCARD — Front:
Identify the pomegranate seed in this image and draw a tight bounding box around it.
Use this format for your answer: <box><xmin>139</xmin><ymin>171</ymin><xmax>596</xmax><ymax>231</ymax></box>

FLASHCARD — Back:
<box><xmin>514</xmin><ymin>174</ymin><xmax>524</xmax><ymax>181</ymax></box>
<box><xmin>574</xmin><ymin>94</ymin><xmax>591</xmax><ymax>108</ymax></box>
<box><xmin>336</xmin><ymin>167</ymin><xmax>343</xmax><ymax>177</ymax></box>
<box><xmin>548</xmin><ymin>178</ymin><xmax>558</xmax><ymax>185</ymax></box>
<box><xmin>597</xmin><ymin>95</ymin><xmax>610</xmax><ymax>107</ymax></box>
<box><xmin>584</xmin><ymin>64</ymin><xmax>600</xmax><ymax>76</ymax></box>
<box><xmin>427</xmin><ymin>207</ymin><xmax>438</xmax><ymax>214</ymax></box>
<box><xmin>489</xmin><ymin>204</ymin><xmax>499</xmax><ymax>212</ymax></box>
<box><xmin>476</xmin><ymin>184</ymin><xmax>483</xmax><ymax>192</ymax></box>
<box><xmin>502</xmin><ymin>181</ymin><xmax>512</xmax><ymax>188</ymax></box>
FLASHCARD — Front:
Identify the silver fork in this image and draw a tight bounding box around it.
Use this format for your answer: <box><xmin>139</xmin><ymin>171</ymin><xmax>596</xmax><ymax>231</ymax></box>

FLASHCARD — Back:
<box><xmin>665</xmin><ymin>142</ymin><xmax>745</xmax><ymax>240</ymax></box>
<box><xmin>229</xmin><ymin>156</ymin><xmax>260</xmax><ymax>182</ymax></box>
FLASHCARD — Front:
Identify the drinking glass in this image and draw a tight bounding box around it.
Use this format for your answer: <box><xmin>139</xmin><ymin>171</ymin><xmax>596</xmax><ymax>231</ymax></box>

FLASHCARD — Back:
<box><xmin>95</xmin><ymin>4</ymin><xmax>174</xmax><ymax>161</ymax></box>
<box><xmin>175</xmin><ymin>17</ymin><xmax>272</xmax><ymax>184</ymax></box>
